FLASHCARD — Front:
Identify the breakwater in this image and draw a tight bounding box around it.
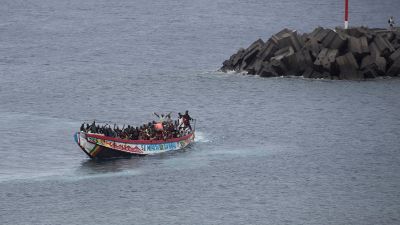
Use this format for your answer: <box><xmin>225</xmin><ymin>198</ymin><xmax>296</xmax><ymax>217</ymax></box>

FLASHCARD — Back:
<box><xmin>220</xmin><ymin>27</ymin><xmax>400</xmax><ymax>80</ymax></box>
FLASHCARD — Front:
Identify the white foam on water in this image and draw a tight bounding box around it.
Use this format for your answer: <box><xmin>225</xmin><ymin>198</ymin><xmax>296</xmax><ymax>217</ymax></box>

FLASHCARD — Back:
<box><xmin>0</xmin><ymin>168</ymin><xmax>143</xmax><ymax>183</ymax></box>
<box><xmin>61</xmin><ymin>169</ymin><xmax>143</xmax><ymax>182</ymax></box>
<box><xmin>194</xmin><ymin>131</ymin><xmax>210</xmax><ymax>143</ymax></box>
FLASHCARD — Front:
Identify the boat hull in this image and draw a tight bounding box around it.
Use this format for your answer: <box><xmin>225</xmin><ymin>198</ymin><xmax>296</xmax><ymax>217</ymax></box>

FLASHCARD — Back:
<box><xmin>74</xmin><ymin>131</ymin><xmax>195</xmax><ymax>159</ymax></box>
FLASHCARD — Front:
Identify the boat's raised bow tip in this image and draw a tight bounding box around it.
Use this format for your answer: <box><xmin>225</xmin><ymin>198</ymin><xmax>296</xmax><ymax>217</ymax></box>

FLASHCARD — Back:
<box><xmin>74</xmin><ymin>132</ymin><xmax>80</xmax><ymax>144</ymax></box>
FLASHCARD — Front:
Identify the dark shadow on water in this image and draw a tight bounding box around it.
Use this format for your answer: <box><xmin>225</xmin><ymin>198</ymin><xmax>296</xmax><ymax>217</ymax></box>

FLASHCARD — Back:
<box><xmin>78</xmin><ymin>156</ymin><xmax>145</xmax><ymax>175</ymax></box>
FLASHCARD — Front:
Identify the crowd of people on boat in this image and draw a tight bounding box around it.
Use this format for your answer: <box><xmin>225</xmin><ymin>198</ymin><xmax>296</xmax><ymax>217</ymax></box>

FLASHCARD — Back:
<box><xmin>80</xmin><ymin>111</ymin><xmax>194</xmax><ymax>141</ymax></box>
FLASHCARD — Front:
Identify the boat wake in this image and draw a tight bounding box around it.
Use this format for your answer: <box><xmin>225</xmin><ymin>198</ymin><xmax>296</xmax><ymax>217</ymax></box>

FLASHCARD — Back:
<box><xmin>194</xmin><ymin>131</ymin><xmax>210</xmax><ymax>143</ymax></box>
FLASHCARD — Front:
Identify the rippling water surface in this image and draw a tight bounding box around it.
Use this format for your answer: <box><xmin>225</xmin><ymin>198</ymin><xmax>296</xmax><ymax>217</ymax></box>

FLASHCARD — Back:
<box><xmin>1</xmin><ymin>0</ymin><xmax>400</xmax><ymax>224</ymax></box>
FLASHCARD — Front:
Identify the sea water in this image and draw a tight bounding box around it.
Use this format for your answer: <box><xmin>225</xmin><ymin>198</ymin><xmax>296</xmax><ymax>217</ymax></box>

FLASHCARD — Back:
<box><xmin>1</xmin><ymin>0</ymin><xmax>400</xmax><ymax>224</ymax></box>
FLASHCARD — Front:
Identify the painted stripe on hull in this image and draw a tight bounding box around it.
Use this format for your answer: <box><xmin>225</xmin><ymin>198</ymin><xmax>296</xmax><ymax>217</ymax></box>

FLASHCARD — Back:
<box><xmin>74</xmin><ymin>132</ymin><xmax>195</xmax><ymax>159</ymax></box>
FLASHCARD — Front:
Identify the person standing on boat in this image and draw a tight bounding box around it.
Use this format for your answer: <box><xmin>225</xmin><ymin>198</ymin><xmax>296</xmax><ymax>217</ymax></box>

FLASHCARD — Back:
<box><xmin>165</xmin><ymin>114</ymin><xmax>173</xmax><ymax>123</ymax></box>
<box><xmin>90</xmin><ymin>121</ymin><xmax>97</xmax><ymax>133</ymax></box>
<box><xmin>177</xmin><ymin>113</ymin><xmax>184</xmax><ymax>129</ymax></box>
<box><xmin>388</xmin><ymin>16</ymin><xmax>395</xmax><ymax>30</ymax></box>
<box><xmin>182</xmin><ymin>110</ymin><xmax>193</xmax><ymax>131</ymax></box>
<box><xmin>85</xmin><ymin>123</ymin><xmax>90</xmax><ymax>131</ymax></box>
<box><xmin>80</xmin><ymin>123</ymin><xmax>85</xmax><ymax>132</ymax></box>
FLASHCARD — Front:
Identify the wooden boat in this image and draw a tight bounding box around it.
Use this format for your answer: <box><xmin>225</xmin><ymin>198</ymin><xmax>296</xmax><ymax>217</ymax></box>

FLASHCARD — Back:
<box><xmin>74</xmin><ymin>131</ymin><xmax>195</xmax><ymax>159</ymax></box>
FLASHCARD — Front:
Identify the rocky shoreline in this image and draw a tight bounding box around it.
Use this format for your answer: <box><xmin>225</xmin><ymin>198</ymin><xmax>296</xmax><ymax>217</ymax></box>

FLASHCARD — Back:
<box><xmin>220</xmin><ymin>27</ymin><xmax>400</xmax><ymax>80</ymax></box>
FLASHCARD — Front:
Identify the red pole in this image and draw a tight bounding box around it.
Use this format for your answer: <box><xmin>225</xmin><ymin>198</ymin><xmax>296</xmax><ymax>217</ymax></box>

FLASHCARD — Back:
<box><xmin>344</xmin><ymin>0</ymin><xmax>349</xmax><ymax>29</ymax></box>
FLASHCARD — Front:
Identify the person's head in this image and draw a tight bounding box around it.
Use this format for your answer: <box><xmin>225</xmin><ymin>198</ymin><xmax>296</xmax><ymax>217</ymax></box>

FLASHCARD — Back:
<box><xmin>185</xmin><ymin>110</ymin><xmax>189</xmax><ymax>114</ymax></box>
